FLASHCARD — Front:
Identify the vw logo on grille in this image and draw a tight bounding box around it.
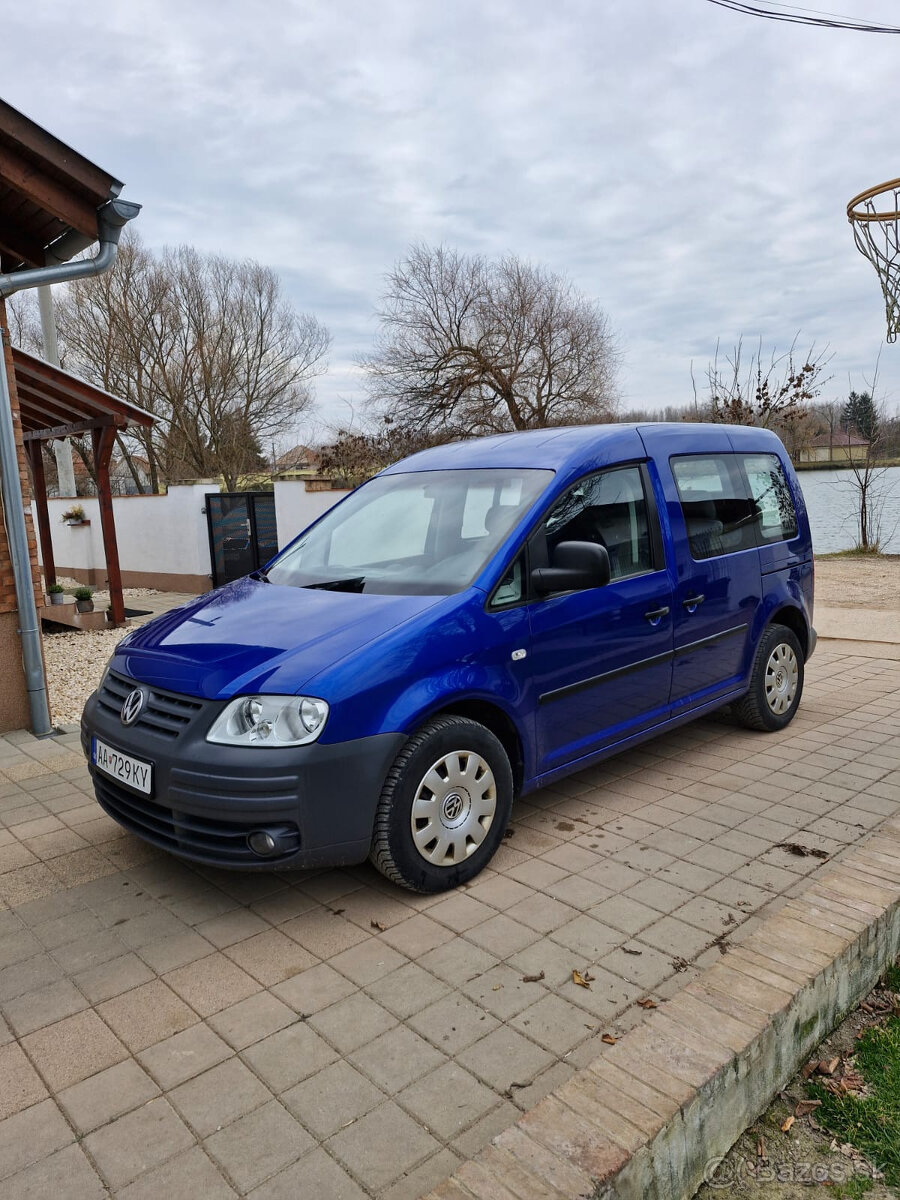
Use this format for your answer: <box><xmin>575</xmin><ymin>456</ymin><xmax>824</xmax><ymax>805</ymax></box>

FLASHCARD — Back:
<box><xmin>120</xmin><ymin>688</ymin><xmax>145</xmax><ymax>727</ymax></box>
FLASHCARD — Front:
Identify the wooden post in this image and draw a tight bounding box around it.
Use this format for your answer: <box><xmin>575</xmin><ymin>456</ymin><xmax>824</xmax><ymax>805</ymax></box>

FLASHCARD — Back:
<box><xmin>25</xmin><ymin>442</ymin><xmax>55</xmax><ymax>588</ymax></box>
<box><xmin>92</xmin><ymin>423</ymin><xmax>125</xmax><ymax>625</ymax></box>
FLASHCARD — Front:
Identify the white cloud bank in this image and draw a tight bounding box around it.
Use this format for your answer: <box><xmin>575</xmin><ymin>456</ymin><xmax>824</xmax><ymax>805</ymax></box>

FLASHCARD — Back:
<box><xmin>5</xmin><ymin>0</ymin><xmax>899</xmax><ymax>432</ymax></box>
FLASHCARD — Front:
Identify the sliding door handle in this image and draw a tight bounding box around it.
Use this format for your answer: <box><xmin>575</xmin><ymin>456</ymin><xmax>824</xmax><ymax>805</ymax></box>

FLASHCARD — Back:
<box><xmin>682</xmin><ymin>593</ymin><xmax>705</xmax><ymax>613</ymax></box>
<box><xmin>644</xmin><ymin>606</ymin><xmax>670</xmax><ymax>626</ymax></box>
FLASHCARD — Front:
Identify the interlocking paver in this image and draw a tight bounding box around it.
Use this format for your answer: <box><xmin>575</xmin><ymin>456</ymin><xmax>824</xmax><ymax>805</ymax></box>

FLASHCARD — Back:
<box><xmin>350</xmin><ymin>1024</ymin><xmax>447</xmax><ymax>1092</ymax></box>
<box><xmin>282</xmin><ymin>1060</ymin><xmax>385</xmax><ymax>1138</ymax></box>
<box><xmin>57</xmin><ymin>1059</ymin><xmax>160</xmax><ymax>1134</ymax></box>
<box><xmin>83</xmin><ymin>1097</ymin><xmax>194</xmax><ymax>1189</ymax></box>
<box><xmin>271</xmin><ymin>961</ymin><xmax>357</xmax><ymax>1014</ymax></box>
<box><xmin>456</xmin><ymin>1025</ymin><xmax>555</xmax><ymax>1092</ymax></box>
<box><xmin>137</xmin><ymin>1022</ymin><xmax>232</xmax><ymax>1089</ymax></box>
<box><xmin>3</xmin><ymin>978</ymin><xmax>88</xmax><ymax>1035</ymax></box>
<box><xmin>247</xmin><ymin>1147</ymin><xmax>367</xmax><ymax>1199</ymax></box>
<box><xmin>365</xmin><ymin>961</ymin><xmax>451</xmax><ymax>1018</ymax></box>
<box><xmin>241</xmin><ymin>1020</ymin><xmax>339</xmax><ymax>1091</ymax></box>
<box><xmin>327</xmin><ymin>1101</ymin><xmax>442</xmax><ymax>1192</ymax></box>
<box><xmin>117</xmin><ymin>1146</ymin><xmax>236</xmax><ymax>1200</ymax></box>
<box><xmin>205</xmin><ymin>1100</ymin><xmax>313</xmax><ymax>1193</ymax></box>
<box><xmin>0</xmin><ymin>642</ymin><xmax>895</xmax><ymax>1197</ymax></box>
<box><xmin>224</xmin><ymin>929</ymin><xmax>317</xmax><ymax>986</ymax></box>
<box><xmin>98</xmin><ymin>978</ymin><xmax>197</xmax><ymax>1052</ymax></box>
<box><xmin>0</xmin><ymin>1143</ymin><xmax>105</xmax><ymax>1200</ymax></box>
<box><xmin>164</xmin><ymin>952</ymin><xmax>261</xmax><ymax>1016</ymax></box>
<box><xmin>22</xmin><ymin>1009</ymin><xmax>127</xmax><ymax>1091</ymax></box>
<box><xmin>329</xmin><ymin>935</ymin><xmax>409</xmax><ymax>985</ymax></box>
<box><xmin>207</xmin><ymin>989</ymin><xmax>296</xmax><ymax>1050</ymax></box>
<box><xmin>169</xmin><ymin>1057</ymin><xmax>272</xmax><ymax>1137</ymax></box>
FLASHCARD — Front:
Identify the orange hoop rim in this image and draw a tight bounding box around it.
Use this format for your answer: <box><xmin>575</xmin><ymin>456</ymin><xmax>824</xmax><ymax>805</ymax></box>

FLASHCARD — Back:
<box><xmin>847</xmin><ymin>177</ymin><xmax>900</xmax><ymax>222</ymax></box>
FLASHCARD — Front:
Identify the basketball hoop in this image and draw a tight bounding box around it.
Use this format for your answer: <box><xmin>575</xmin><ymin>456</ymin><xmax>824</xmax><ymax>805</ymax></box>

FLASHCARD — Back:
<box><xmin>847</xmin><ymin>178</ymin><xmax>900</xmax><ymax>343</ymax></box>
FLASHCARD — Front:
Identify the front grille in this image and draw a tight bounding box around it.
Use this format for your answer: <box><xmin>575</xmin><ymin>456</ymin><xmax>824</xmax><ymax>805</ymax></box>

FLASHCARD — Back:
<box><xmin>97</xmin><ymin>671</ymin><xmax>204</xmax><ymax>741</ymax></box>
<box><xmin>93</xmin><ymin>775</ymin><xmax>301</xmax><ymax>865</ymax></box>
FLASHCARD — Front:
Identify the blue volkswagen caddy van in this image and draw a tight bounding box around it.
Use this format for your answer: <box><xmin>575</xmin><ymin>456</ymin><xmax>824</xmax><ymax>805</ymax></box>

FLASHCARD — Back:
<box><xmin>82</xmin><ymin>423</ymin><xmax>815</xmax><ymax>892</ymax></box>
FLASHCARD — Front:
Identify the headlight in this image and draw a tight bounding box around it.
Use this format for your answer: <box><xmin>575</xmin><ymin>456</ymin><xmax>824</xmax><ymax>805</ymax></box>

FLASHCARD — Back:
<box><xmin>206</xmin><ymin>695</ymin><xmax>329</xmax><ymax>747</ymax></box>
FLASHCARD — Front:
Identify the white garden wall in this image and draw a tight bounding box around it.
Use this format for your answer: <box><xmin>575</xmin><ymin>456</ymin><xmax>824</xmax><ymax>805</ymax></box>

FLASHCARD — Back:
<box><xmin>41</xmin><ymin>483</ymin><xmax>218</xmax><ymax>593</ymax></box>
<box><xmin>34</xmin><ymin>479</ymin><xmax>353</xmax><ymax>593</ymax></box>
<box><xmin>273</xmin><ymin>479</ymin><xmax>350</xmax><ymax>548</ymax></box>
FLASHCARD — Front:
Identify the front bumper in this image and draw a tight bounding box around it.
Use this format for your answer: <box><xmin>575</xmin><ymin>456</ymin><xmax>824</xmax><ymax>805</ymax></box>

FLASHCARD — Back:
<box><xmin>81</xmin><ymin>684</ymin><xmax>406</xmax><ymax>871</ymax></box>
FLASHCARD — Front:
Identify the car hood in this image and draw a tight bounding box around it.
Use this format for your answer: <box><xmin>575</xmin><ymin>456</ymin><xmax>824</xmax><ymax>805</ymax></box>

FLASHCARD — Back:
<box><xmin>111</xmin><ymin>577</ymin><xmax>444</xmax><ymax>699</ymax></box>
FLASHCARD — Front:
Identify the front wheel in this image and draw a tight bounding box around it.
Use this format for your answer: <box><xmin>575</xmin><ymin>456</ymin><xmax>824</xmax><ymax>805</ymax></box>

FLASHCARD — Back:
<box><xmin>369</xmin><ymin>715</ymin><xmax>514</xmax><ymax>892</ymax></box>
<box><xmin>733</xmin><ymin>624</ymin><xmax>804</xmax><ymax>732</ymax></box>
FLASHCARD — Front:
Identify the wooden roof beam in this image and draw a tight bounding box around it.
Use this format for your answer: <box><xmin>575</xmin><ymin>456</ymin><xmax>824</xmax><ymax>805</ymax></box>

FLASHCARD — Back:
<box><xmin>0</xmin><ymin>142</ymin><xmax>100</xmax><ymax>240</ymax></box>
<box><xmin>23</xmin><ymin>416</ymin><xmax>121</xmax><ymax>442</ymax></box>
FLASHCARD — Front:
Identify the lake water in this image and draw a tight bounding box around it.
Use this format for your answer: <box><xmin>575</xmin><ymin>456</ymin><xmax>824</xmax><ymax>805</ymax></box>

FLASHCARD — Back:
<box><xmin>796</xmin><ymin>467</ymin><xmax>900</xmax><ymax>554</ymax></box>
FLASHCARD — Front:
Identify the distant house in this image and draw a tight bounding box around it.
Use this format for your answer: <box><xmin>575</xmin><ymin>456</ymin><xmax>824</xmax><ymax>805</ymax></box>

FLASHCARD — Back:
<box><xmin>47</xmin><ymin>447</ymin><xmax>153</xmax><ymax>496</ymax></box>
<box><xmin>273</xmin><ymin>444</ymin><xmax>320</xmax><ymax>475</ymax></box>
<box><xmin>799</xmin><ymin>432</ymin><xmax>870</xmax><ymax>465</ymax></box>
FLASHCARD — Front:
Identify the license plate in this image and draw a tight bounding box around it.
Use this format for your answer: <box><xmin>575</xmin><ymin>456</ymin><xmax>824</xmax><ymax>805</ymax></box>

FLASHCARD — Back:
<box><xmin>91</xmin><ymin>737</ymin><xmax>153</xmax><ymax>795</ymax></box>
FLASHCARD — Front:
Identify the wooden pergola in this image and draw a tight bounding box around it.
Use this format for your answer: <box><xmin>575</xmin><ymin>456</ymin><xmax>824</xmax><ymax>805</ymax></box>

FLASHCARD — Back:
<box><xmin>13</xmin><ymin>347</ymin><xmax>154</xmax><ymax>625</ymax></box>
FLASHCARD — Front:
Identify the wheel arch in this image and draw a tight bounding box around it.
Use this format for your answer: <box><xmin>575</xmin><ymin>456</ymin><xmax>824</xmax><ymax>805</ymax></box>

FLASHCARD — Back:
<box><xmin>425</xmin><ymin>699</ymin><xmax>526</xmax><ymax>798</ymax></box>
<box><xmin>769</xmin><ymin>604</ymin><xmax>810</xmax><ymax>659</ymax></box>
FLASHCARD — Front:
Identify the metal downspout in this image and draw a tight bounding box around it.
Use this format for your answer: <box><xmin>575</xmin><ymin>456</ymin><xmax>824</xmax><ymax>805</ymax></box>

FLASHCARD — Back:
<box><xmin>0</xmin><ymin>198</ymin><xmax>140</xmax><ymax>735</ymax></box>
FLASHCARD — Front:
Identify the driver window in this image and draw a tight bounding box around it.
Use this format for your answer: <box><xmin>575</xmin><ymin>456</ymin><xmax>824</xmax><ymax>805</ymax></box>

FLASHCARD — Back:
<box><xmin>543</xmin><ymin>466</ymin><xmax>653</xmax><ymax>580</ymax></box>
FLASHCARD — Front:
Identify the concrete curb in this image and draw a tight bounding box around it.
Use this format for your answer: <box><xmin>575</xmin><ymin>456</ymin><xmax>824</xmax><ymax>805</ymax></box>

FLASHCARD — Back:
<box><xmin>424</xmin><ymin>817</ymin><xmax>900</xmax><ymax>1200</ymax></box>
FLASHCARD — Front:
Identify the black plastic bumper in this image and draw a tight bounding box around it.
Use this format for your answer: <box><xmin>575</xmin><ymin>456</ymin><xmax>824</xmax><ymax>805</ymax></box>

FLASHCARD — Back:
<box><xmin>81</xmin><ymin>688</ymin><xmax>406</xmax><ymax>871</ymax></box>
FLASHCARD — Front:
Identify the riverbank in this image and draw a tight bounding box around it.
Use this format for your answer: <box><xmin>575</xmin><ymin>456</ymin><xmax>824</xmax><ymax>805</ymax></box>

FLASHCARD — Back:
<box><xmin>814</xmin><ymin>555</ymin><xmax>900</xmax><ymax>612</ymax></box>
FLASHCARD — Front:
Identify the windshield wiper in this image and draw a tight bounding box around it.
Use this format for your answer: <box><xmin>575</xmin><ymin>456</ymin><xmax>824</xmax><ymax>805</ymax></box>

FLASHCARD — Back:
<box><xmin>303</xmin><ymin>576</ymin><xmax>367</xmax><ymax>593</ymax></box>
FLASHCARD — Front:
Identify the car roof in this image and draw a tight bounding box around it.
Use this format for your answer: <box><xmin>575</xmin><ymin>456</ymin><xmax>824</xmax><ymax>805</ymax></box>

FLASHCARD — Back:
<box><xmin>381</xmin><ymin>422</ymin><xmax>774</xmax><ymax>475</ymax></box>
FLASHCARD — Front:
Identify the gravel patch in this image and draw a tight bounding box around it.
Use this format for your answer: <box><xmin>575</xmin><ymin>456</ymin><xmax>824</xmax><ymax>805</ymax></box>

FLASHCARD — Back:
<box><xmin>44</xmin><ymin>627</ymin><xmax>130</xmax><ymax>727</ymax></box>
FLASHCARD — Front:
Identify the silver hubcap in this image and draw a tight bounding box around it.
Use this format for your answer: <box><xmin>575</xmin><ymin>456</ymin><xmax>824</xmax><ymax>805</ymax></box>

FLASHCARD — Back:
<box><xmin>411</xmin><ymin>750</ymin><xmax>497</xmax><ymax>867</ymax></box>
<box><xmin>764</xmin><ymin>643</ymin><xmax>799</xmax><ymax>714</ymax></box>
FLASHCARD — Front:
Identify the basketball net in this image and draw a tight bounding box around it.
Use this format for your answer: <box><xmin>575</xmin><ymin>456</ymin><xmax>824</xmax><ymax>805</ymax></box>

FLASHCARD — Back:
<box><xmin>847</xmin><ymin>178</ymin><xmax>900</xmax><ymax>343</ymax></box>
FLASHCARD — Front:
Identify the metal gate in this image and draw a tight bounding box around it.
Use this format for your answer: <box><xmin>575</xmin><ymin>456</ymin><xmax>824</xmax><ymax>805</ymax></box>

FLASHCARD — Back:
<box><xmin>206</xmin><ymin>492</ymin><xmax>279</xmax><ymax>587</ymax></box>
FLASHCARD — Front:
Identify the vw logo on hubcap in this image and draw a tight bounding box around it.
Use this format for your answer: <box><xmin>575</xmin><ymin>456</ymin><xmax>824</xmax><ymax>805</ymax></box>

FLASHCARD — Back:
<box><xmin>442</xmin><ymin>792</ymin><xmax>464</xmax><ymax>821</ymax></box>
<box><xmin>120</xmin><ymin>688</ymin><xmax>145</xmax><ymax>727</ymax></box>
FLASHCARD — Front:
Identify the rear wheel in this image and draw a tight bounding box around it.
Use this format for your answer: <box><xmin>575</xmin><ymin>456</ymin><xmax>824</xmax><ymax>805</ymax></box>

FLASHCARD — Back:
<box><xmin>369</xmin><ymin>715</ymin><xmax>514</xmax><ymax>892</ymax></box>
<box><xmin>733</xmin><ymin>624</ymin><xmax>804</xmax><ymax>732</ymax></box>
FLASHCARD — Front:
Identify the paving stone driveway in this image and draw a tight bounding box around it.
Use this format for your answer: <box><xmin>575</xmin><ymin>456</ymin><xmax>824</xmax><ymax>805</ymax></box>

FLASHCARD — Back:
<box><xmin>1</xmin><ymin>639</ymin><xmax>898</xmax><ymax>1199</ymax></box>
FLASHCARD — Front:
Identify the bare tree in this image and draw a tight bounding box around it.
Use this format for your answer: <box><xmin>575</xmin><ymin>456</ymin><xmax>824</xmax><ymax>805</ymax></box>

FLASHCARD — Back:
<box><xmin>363</xmin><ymin>245</ymin><xmax>619</xmax><ymax>436</ymax></box>
<box><xmin>51</xmin><ymin>232</ymin><xmax>330</xmax><ymax>492</ymax></box>
<box><xmin>5</xmin><ymin>291</ymin><xmax>43</xmax><ymax>354</ymax></box>
<box><xmin>701</xmin><ymin>335</ymin><xmax>832</xmax><ymax>461</ymax></box>
<box><xmin>835</xmin><ymin>363</ymin><xmax>899</xmax><ymax>552</ymax></box>
<box><xmin>317</xmin><ymin>417</ymin><xmax>452</xmax><ymax>488</ymax></box>
<box><xmin>809</xmin><ymin>398</ymin><xmax>843</xmax><ymax>459</ymax></box>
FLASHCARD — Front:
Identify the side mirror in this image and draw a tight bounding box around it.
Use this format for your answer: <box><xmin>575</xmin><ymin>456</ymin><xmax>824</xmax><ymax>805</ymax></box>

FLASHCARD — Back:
<box><xmin>531</xmin><ymin>541</ymin><xmax>611</xmax><ymax>596</ymax></box>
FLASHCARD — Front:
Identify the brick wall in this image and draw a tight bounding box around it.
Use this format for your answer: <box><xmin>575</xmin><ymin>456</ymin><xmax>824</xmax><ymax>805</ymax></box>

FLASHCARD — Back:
<box><xmin>0</xmin><ymin>298</ymin><xmax>43</xmax><ymax>611</ymax></box>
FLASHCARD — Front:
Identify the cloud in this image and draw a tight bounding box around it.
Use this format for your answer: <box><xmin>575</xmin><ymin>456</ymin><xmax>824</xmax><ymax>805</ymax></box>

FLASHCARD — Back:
<box><xmin>4</xmin><ymin>0</ymin><xmax>899</xmax><ymax>432</ymax></box>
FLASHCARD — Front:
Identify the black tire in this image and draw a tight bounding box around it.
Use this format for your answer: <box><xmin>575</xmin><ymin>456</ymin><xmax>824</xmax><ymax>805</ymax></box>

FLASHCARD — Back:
<box><xmin>733</xmin><ymin>624</ymin><xmax>804</xmax><ymax>732</ymax></box>
<box><xmin>369</xmin><ymin>715</ymin><xmax>514</xmax><ymax>893</ymax></box>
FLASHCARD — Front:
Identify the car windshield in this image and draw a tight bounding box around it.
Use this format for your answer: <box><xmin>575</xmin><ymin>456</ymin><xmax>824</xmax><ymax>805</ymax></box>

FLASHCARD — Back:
<box><xmin>265</xmin><ymin>468</ymin><xmax>552</xmax><ymax>595</ymax></box>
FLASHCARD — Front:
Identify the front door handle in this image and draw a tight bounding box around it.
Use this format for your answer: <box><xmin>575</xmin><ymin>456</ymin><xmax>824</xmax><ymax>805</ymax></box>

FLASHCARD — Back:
<box><xmin>682</xmin><ymin>593</ymin><xmax>705</xmax><ymax>613</ymax></box>
<box><xmin>644</xmin><ymin>606</ymin><xmax>670</xmax><ymax>626</ymax></box>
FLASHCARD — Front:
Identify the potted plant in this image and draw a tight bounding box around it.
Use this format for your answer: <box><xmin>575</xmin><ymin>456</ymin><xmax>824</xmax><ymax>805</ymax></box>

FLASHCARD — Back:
<box><xmin>47</xmin><ymin>583</ymin><xmax>67</xmax><ymax>606</ymax></box>
<box><xmin>73</xmin><ymin>586</ymin><xmax>94</xmax><ymax>613</ymax></box>
<box><xmin>60</xmin><ymin>504</ymin><xmax>86</xmax><ymax>526</ymax></box>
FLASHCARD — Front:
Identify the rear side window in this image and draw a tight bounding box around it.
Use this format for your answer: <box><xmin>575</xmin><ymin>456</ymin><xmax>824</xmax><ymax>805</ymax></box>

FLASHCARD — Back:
<box><xmin>671</xmin><ymin>455</ymin><xmax>757</xmax><ymax>560</ymax></box>
<box><xmin>742</xmin><ymin>453</ymin><xmax>798</xmax><ymax>543</ymax></box>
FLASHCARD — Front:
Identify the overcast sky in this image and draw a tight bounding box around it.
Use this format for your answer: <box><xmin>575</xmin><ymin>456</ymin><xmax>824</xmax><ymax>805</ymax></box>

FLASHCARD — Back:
<box><xmin>5</xmin><ymin>0</ymin><xmax>900</xmax><ymax>440</ymax></box>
